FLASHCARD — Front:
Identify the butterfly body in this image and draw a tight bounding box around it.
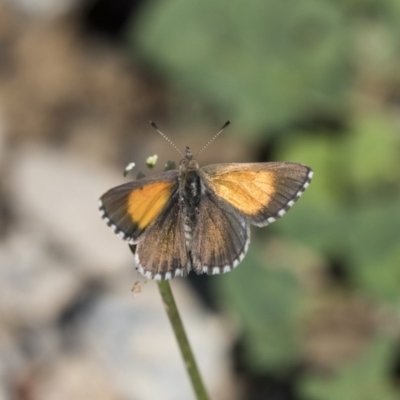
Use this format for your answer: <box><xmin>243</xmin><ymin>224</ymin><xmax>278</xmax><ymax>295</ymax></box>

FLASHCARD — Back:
<box><xmin>179</xmin><ymin>150</ymin><xmax>202</xmax><ymax>248</ymax></box>
<box><xmin>99</xmin><ymin>146</ymin><xmax>313</xmax><ymax>280</ymax></box>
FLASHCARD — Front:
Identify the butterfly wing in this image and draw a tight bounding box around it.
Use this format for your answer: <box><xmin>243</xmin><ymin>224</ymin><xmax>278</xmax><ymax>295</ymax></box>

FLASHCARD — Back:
<box><xmin>190</xmin><ymin>188</ymin><xmax>250</xmax><ymax>275</ymax></box>
<box><xmin>201</xmin><ymin>162</ymin><xmax>313</xmax><ymax>226</ymax></box>
<box><xmin>98</xmin><ymin>170</ymin><xmax>180</xmax><ymax>243</ymax></box>
<box><xmin>134</xmin><ymin>192</ymin><xmax>189</xmax><ymax>280</ymax></box>
<box><xmin>99</xmin><ymin>170</ymin><xmax>189</xmax><ymax>280</ymax></box>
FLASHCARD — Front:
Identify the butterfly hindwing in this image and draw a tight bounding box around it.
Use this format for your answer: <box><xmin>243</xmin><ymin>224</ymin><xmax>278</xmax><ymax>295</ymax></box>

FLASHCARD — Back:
<box><xmin>202</xmin><ymin>162</ymin><xmax>312</xmax><ymax>226</ymax></box>
<box><xmin>190</xmin><ymin>188</ymin><xmax>250</xmax><ymax>275</ymax></box>
<box><xmin>98</xmin><ymin>170</ymin><xmax>179</xmax><ymax>243</ymax></box>
<box><xmin>134</xmin><ymin>191</ymin><xmax>189</xmax><ymax>280</ymax></box>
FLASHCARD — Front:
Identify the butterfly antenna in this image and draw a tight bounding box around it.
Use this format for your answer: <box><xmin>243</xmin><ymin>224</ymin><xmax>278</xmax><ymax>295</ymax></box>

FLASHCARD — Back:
<box><xmin>196</xmin><ymin>120</ymin><xmax>230</xmax><ymax>157</ymax></box>
<box><xmin>149</xmin><ymin>121</ymin><xmax>183</xmax><ymax>157</ymax></box>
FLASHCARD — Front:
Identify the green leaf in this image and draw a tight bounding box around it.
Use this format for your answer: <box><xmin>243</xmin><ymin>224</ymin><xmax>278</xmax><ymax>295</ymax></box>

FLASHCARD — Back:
<box><xmin>349</xmin><ymin>199</ymin><xmax>400</xmax><ymax>303</ymax></box>
<box><xmin>345</xmin><ymin>114</ymin><xmax>400</xmax><ymax>189</ymax></box>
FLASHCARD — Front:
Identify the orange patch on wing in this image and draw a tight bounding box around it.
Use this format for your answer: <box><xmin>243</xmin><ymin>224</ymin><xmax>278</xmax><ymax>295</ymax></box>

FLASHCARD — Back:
<box><xmin>127</xmin><ymin>181</ymin><xmax>173</xmax><ymax>229</ymax></box>
<box><xmin>210</xmin><ymin>170</ymin><xmax>276</xmax><ymax>216</ymax></box>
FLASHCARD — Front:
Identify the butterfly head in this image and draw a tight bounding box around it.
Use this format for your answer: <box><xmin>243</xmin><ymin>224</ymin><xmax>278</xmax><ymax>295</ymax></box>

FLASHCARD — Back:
<box><xmin>180</xmin><ymin>146</ymin><xmax>199</xmax><ymax>172</ymax></box>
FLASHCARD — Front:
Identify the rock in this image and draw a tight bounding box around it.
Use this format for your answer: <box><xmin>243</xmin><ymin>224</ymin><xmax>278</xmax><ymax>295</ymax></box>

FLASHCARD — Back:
<box><xmin>10</xmin><ymin>145</ymin><xmax>133</xmax><ymax>278</ymax></box>
<box><xmin>6</xmin><ymin>0</ymin><xmax>79</xmax><ymax>17</ymax></box>
<box><xmin>79</xmin><ymin>280</ymin><xmax>235</xmax><ymax>400</ymax></box>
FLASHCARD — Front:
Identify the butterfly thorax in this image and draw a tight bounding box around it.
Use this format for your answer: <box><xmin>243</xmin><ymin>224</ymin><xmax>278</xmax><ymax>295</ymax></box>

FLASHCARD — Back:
<box><xmin>179</xmin><ymin>148</ymin><xmax>202</xmax><ymax>247</ymax></box>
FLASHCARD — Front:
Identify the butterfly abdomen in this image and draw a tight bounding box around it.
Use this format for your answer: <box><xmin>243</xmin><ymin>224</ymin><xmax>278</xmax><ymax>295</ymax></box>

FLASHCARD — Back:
<box><xmin>181</xmin><ymin>170</ymin><xmax>202</xmax><ymax>247</ymax></box>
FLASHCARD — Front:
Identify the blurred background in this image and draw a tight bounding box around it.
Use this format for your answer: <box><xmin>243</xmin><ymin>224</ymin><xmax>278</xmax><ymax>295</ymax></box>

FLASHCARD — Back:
<box><xmin>1</xmin><ymin>0</ymin><xmax>400</xmax><ymax>399</ymax></box>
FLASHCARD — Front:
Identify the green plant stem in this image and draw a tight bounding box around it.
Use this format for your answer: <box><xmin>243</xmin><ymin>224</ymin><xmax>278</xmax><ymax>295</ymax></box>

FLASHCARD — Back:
<box><xmin>157</xmin><ymin>280</ymin><xmax>210</xmax><ymax>400</ymax></box>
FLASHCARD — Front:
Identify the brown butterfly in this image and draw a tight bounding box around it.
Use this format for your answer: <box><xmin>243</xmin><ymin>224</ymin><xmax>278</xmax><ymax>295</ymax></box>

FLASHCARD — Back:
<box><xmin>98</xmin><ymin>122</ymin><xmax>313</xmax><ymax>280</ymax></box>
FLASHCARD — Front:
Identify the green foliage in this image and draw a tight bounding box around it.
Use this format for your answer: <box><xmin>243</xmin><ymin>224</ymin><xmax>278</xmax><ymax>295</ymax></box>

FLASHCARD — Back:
<box><xmin>300</xmin><ymin>337</ymin><xmax>399</xmax><ymax>400</ymax></box>
<box><xmin>213</xmin><ymin>243</ymin><xmax>307</xmax><ymax>372</ymax></box>
<box><xmin>131</xmin><ymin>0</ymin><xmax>350</xmax><ymax>134</ymax></box>
<box><xmin>278</xmin><ymin>111</ymin><xmax>400</xmax><ymax>304</ymax></box>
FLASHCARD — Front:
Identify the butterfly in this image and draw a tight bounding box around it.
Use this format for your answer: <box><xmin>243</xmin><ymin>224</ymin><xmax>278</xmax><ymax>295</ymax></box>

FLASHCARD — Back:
<box><xmin>98</xmin><ymin>122</ymin><xmax>313</xmax><ymax>280</ymax></box>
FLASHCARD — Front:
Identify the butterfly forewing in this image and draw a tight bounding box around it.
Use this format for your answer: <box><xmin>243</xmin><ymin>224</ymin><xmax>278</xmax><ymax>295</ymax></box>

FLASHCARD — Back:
<box><xmin>99</xmin><ymin>170</ymin><xmax>179</xmax><ymax>243</ymax></box>
<box><xmin>202</xmin><ymin>162</ymin><xmax>312</xmax><ymax>226</ymax></box>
